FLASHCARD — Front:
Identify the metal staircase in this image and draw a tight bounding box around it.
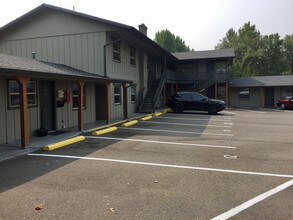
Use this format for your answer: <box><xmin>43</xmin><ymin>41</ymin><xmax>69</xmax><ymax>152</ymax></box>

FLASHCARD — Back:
<box><xmin>194</xmin><ymin>79</ymin><xmax>215</xmax><ymax>93</ymax></box>
<box><xmin>139</xmin><ymin>71</ymin><xmax>166</xmax><ymax>113</ymax></box>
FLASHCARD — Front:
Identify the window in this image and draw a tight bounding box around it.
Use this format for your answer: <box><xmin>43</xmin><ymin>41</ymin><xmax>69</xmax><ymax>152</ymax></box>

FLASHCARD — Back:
<box><xmin>114</xmin><ymin>84</ymin><xmax>121</xmax><ymax>105</ymax></box>
<box><xmin>112</xmin><ymin>37</ymin><xmax>121</xmax><ymax>62</ymax></box>
<box><xmin>8</xmin><ymin>80</ymin><xmax>37</xmax><ymax>108</ymax></box>
<box><xmin>129</xmin><ymin>46</ymin><xmax>136</xmax><ymax>66</ymax></box>
<box><xmin>72</xmin><ymin>83</ymin><xmax>86</xmax><ymax>110</ymax></box>
<box><xmin>239</xmin><ymin>88</ymin><xmax>250</xmax><ymax>99</ymax></box>
<box><xmin>215</xmin><ymin>61</ymin><xmax>227</xmax><ymax>73</ymax></box>
<box><xmin>192</xmin><ymin>93</ymin><xmax>205</xmax><ymax>101</ymax></box>
<box><xmin>131</xmin><ymin>85</ymin><xmax>136</xmax><ymax>103</ymax></box>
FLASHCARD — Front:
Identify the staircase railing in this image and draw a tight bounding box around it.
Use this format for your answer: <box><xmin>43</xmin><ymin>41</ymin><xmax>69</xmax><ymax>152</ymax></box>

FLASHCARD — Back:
<box><xmin>195</xmin><ymin>79</ymin><xmax>215</xmax><ymax>93</ymax></box>
<box><xmin>152</xmin><ymin>70</ymin><xmax>166</xmax><ymax>112</ymax></box>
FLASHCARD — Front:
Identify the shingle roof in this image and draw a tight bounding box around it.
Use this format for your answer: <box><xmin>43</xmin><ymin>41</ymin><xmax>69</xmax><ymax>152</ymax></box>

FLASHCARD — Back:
<box><xmin>172</xmin><ymin>48</ymin><xmax>235</xmax><ymax>60</ymax></box>
<box><xmin>0</xmin><ymin>53</ymin><xmax>131</xmax><ymax>83</ymax></box>
<box><xmin>229</xmin><ymin>75</ymin><xmax>293</xmax><ymax>87</ymax></box>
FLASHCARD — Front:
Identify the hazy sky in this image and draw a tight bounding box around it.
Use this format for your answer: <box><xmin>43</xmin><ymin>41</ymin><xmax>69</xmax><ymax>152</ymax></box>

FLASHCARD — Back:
<box><xmin>0</xmin><ymin>0</ymin><xmax>292</xmax><ymax>51</ymax></box>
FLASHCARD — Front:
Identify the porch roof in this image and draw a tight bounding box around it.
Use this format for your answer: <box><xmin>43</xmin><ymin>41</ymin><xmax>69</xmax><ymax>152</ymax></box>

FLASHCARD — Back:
<box><xmin>229</xmin><ymin>75</ymin><xmax>293</xmax><ymax>87</ymax></box>
<box><xmin>0</xmin><ymin>54</ymin><xmax>132</xmax><ymax>83</ymax></box>
<box><xmin>172</xmin><ymin>48</ymin><xmax>235</xmax><ymax>60</ymax></box>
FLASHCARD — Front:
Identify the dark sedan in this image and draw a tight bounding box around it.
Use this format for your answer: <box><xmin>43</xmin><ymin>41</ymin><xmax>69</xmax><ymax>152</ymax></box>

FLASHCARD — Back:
<box><xmin>167</xmin><ymin>91</ymin><xmax>226</xmax><ymax>114</ymax></box>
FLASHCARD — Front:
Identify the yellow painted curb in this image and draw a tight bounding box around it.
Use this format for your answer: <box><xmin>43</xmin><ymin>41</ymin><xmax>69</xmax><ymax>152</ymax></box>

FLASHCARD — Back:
<box><xmin>43</xmin><ymin>135</ymin><xmax>85</xmax><ymax>151</ymax></box>
<box><xmin>140</xmin><ymin>115</ymin><xmax>153</xmax><ymax>121</ymax></box>
<box><xmin>92</xmin><ymin>126</ymin><xmax>118</xmax><ymax>135</ymax></box>
<box><xmin>121</xmin><ymin>120</ymin><xmax>138</xmax><ymax>127</ymax></box>
<box><xmin>153</xmin><ymin>112</ymin><xmax>163</xmax><ymax>117</ymax></box>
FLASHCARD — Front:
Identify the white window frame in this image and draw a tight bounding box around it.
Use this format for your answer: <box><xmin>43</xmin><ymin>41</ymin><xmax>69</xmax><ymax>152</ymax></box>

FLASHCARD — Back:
<box><xmin>72</xmin><ymin>83</ymin><xmax>86</xmax><ymax>110</ymax></box>
<box><xmin>112</xmin><ymin>37</ymin><xmax>121</xmax><ymax>62</ymax></box>
<box><xmin>114</xmin><ymin>84</ymin><xmax>121</xmax><ymax>105</ymax></box>
<box><xmin>129</xmin><ymin>46</ymin><xmax>136</xmax><ymax>66</ymax></box>
<box><xmin>131</xmin><ymin>85</ymin><xmax>136</xmax><ymax>103</ymax></box>
<box><xmin>8</xmin><ymin>80</ymin><xmax>37</xmax><ymax>108</ymax></box>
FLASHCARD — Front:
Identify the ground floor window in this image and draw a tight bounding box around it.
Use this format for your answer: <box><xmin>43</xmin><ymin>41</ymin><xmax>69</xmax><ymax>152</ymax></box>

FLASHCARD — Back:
<box><xmin>131</xmin><ymin>85</ymin><xmax>136</xmax><ymax>103</ymax></box>
<box><xmin>114</xmin><ymin>84</ymin><xmax>121</xmax><ymax>105</ymax></box>
<box><xmin>8</xmin><ymin>80</ymin><xmax>37</xmax><ymax>108</ymax></box>
<box><xmin>72</xmin><ymin>83</ymin><xmax>86</xmax><ymax>110</ymax></box>
<box><xmin>238</xmin><ymin>88</ymin><xmax>250</xmax><ymax>99</ymax></box>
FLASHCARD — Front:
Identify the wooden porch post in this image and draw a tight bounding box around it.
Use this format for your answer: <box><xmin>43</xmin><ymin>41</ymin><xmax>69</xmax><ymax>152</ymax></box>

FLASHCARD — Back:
<box><xmin>171</xmin><ymin>82</ymin><xmax>174</xmax><ymax>95</ymax></box>
<box><xmin>215</xmin><ymin>82</ymin><xmax>218</xmax><ymax>99</ymax></box>
<box><xmin>260</xmin><ymin>87</ymin><xmax>265</xmax><ymax>108</ymax></box>
<box><xmin>122</xmin><ymin>83</ymin><xmax>127</xmax><ymax>119</ymax></box>
<box><xmin>77</xmin><ymin>80</ymin><xmax>84</xmax><ymax>131</ymax></box>
<box><xmin>225</xmin><ymin>82</ymin><xmax>229</xmax><ymax>107</ymax></box>
<box><xmin>105</xmin><ymin>83</ymin><xmax>110</xmax><ymax>124</ymax></box>
<box><xmin>163</xmin><ymin>83</ymin><xmax>166</xmax><ymax>108</ymax></box>
<box><xmin>16</xmin><ymin>76</ymin><xmax>30</xmax><ymax>148</ymax></box>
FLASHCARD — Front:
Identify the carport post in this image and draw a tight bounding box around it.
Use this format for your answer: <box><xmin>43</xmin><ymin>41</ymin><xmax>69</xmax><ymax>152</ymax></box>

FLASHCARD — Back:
<box><xmin>260</xmin><ymin>87</ymin><xmax>265</xmax><ymax>108</ymax></box>
<box><xmin>105</xmin><ymin>83</ymin><xmax>110</xmax><ymax>124</ymax></box>
<box><xmin>77</xmin><ymin>80</ymin><xmax>84</xmax><ymax>131</ymax></box>
<box><xmin>225</xmin><ymin>82</ymin><xmax>229</xmax><ymax>107</ymax></box>
<box><xmin>16</xmin><ymin>76</ymin><xmax>30</xmax><ymax>148</ymax></box>
<box><xmin>171</xmin><ymin>82</ymin><xmax>174</xmax><ymax>95</ymax></box>
<box><xmin>163</xmin><ymin>83</ymin><xmax>166</xmax><ymax>107</ymax></box>
<box><xmin>215</xmin><ymin>82</ymin><xmax>218</xmax><ymax>99</ymax></box>
<box><xmin>122</xmin><ymin>83</ymin><xmax>127</xmax><ymax>119</ymax></box>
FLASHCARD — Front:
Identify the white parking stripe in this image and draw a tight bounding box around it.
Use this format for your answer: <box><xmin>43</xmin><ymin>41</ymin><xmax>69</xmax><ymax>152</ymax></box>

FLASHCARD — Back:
<box><xmin>85</xmin><ymin>136</ymin><xmax>236</xmax><ymax>149</ymax></box>
<box><xmin>119</xmin><ymin>127</ymin><xmax>234</xmax><ymax>137</ymax></box>
<box><xmin>27</xmin><ymin>153</ymin><xmax>293</xmax><ymax>179</ymax></box>
<box><xmin>159</xmin><ymin>116</ymin><xmax>231</xmax><ymax>122</ymax></box>
<box><xmin>211</xmin><ymin>179</ymin><xmax>293</xmax><ymax>220</ymax></box>
<box><xmin>140</xmin><ymin>121</ymin><xmax>232</xmax><ymax>128</ymax></box>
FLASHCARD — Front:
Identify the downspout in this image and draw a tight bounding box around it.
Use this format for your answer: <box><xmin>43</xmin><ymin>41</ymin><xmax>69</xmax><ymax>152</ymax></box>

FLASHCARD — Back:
<box><xmin>103</xmin><ymin>34</ymin><xmax>133</xmax><ymax>77</ymax></box>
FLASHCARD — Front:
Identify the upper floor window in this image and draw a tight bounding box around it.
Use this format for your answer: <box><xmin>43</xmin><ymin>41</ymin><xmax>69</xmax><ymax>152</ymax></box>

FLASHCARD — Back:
<box><xmin>72</xmin><ymin>83</ymin><xmax>86</xmax><ymax>110</ymax></box>
<box><xmin>129</xmin><ymin>46</ymin><xmax>136</xmax><ymax>66</ymax></box>
<box><xmin>215</xmin><ymin>61</ymin><xmax>227</xmax><ymax>73</ymax></box>
<box><xmin>114</xmin><ymin>84</ymin><xmax>121</xmax><ymax>105</ymax></box>
<box><xmin>8</xmin><ymin>80</ymin><xmax>37</xmax><ymax>108</ymax></box>
<box><xmin>112</xmin><ymin>37</ymin><xmax>121</xmax><ymax>62</ymax></box>
<box><xmin>198</xmin><ymin>61</ymin><xmax>206</xmax><ymax>73</ymax></box>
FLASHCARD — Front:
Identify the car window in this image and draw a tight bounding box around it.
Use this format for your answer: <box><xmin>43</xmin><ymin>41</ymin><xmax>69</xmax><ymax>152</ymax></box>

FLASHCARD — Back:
<box><xmin>192</xmin><ymin>93</ymin><xmax>204</xmax><ymax>101</ymax></box>
<box><xmin>180</xmin><ymin>93</ymin><xmax>193</xmax><ymax>100</ymax></box>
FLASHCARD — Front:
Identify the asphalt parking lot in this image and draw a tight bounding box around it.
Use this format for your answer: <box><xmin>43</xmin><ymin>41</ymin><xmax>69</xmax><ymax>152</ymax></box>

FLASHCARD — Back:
<box><xmin>0</xmin><ymin>109</ymin><xmax>292</xmax><ymax>220</ymax></box>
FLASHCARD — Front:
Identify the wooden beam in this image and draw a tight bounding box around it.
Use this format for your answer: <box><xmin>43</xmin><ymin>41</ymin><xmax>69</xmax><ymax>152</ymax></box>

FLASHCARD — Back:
<box><xmin>105</xmin><ymin>83</ymin><xmax>110</xmax><ymax>124</ymax></box>
<box><xmin>225</xmin><ymin>82</ymin><xmax>229</xmax><ymax>107</ymax></box>
<box><xmin>171</xmin><ymin>82</ymin><xmax>174</xmax><ymax>95</ymax></box>
<box><xmin>163</xmin><ymin>83</ymin><xmax>166</xmax><ymax>108</ymax></box>
<box><xmin>77</xmin><ymin>80</ymin><xmax>84</xmax><ymax>131</ymax></box>
<box><xmin>122</xmin><ymin>83</ymin><xmax>127</xmax><ymax>119</ymax></box>
<box><xmin>260</xmin><ymin>87</ymin><xmax>265</xmax><ymax>108</ymax></box>
<box><xmin>215</xmin><ymin>82</ymin><xmax>218</xmax><ymax>99</ymax></box>
<box><xmin>16</xmin><ymin>76</ymin><xmax>30</xmax><ymax>148</ymax></box>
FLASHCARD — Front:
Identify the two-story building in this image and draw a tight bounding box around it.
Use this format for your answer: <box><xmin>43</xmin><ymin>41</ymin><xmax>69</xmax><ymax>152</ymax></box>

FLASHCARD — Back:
<box><xmin>0</xmin><ymin>4</ymin><xmax>237</xmax><ymax>148</ymax></box>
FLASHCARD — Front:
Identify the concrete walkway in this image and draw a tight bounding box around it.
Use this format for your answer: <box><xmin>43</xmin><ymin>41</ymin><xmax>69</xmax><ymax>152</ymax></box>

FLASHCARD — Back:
<box><xmin>0</xmin><ymin>111</ymin><xmax>161</xmax><ymax>162</ymax></box>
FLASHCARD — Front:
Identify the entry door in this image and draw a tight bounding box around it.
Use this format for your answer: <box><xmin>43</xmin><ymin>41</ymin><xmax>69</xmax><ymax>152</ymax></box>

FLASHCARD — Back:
<box><xmin>39</xmin><ymin>81</ymin><xmax>56</xmax><ymax>130</ymax></box>
<box><xmin>265</xmin><ymin>87</ymin><xmax>275</xmax><ymax>107</ymax></box>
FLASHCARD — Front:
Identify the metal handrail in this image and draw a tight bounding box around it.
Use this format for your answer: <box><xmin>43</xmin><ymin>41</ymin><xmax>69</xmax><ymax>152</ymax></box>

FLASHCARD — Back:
<box><xmin>152</xmin><ymin>70</ymin><xmax>166</xmax><ymax>112</ymax></box>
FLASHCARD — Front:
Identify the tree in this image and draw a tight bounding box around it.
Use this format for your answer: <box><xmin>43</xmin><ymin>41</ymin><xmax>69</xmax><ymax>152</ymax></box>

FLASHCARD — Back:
<box><xmin>283</xmin><ymin>34</ymin><xmax>293</xmax><ymax>74</ymax></box>
<box><xmin>216</xmin><ymin>22</ymin><xmax>291</xmax><ymax>76</ymax></box>
<box><xmin>154</xmin><ymin>29</ymin><xmax>192</xmax><ymax>53</ymax></box>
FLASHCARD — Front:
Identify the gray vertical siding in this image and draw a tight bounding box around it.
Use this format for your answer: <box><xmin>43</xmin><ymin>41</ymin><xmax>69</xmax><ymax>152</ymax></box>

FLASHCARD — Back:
<box><xmin>0</xmin><ymin>78</ymin><xmax>7</xmax><ymax>143</ymax></box>
<box><xmin>0</xmin><ymin>32</ymin><xmax>106</xmax><ymax>75</ymax></box>
<box><xmin>229</xmin><ymin>87</ymin><xmax>261</xmax><ymax>109</ymax></box>
<box><xmin>0</xmin><ymin>77</ymin><xmax>40</xmax><ymax>144</ymax></box>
